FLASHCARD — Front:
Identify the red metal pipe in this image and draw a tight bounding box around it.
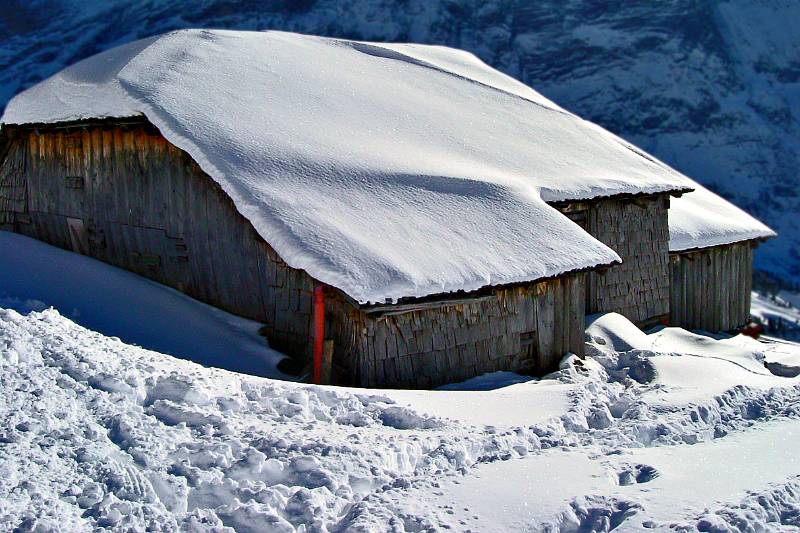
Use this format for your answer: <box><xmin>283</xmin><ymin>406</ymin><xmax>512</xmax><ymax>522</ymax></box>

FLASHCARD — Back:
<box><xmin>312</xmin><ymin>284</ymin><xmax>325</xmax><ymax>384</ymax></box>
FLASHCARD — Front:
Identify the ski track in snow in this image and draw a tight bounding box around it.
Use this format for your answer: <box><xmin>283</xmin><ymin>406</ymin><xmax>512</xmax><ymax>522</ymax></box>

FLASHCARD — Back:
<box><xmin>2</xmin><ymin>307</ymin><xmax>800</xmax><ymax>531</ymax></box>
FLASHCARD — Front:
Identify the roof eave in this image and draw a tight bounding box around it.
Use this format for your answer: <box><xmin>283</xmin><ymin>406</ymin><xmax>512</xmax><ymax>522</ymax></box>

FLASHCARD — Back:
<box><xmin>358</xmin><ymin>258</ymin><xmax>621</xmax><ymax>315</ymax></box>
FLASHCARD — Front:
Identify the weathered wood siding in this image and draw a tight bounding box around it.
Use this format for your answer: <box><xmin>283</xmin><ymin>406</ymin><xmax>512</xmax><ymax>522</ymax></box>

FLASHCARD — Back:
<box><xmin>1</xmin><ymin>122</ymin><xmax>319</xmax><ymax>361</ymax></box>
<box><xmin>669</xmin><ymin>241</ymin><xmax>754</xmax><ymax>332</ymax></box>
<box><xmin>1</xmin><ymin>120</ymin><xmax>590</xmax><ymax>389</ymax></box>
<box><xmin>559</xmin><ymin>196</ymin><xmax>671</xmax><ymax>326</ymax></box>
<box><xmin>0</xmin><ymin>133</ymin><xmax>26</xmax><ymax>230</ymax></box>
<box><xmin>327</xmin><ymin>274</ymin><xmax>586</xmax><ymax>389</ymax></box>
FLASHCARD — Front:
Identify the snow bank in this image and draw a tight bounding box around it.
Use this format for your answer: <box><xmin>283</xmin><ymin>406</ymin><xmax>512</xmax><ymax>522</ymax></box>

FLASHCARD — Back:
<box><xmin>4</xmin><ymin>304</ymin><xmax>800</xmax><ymax>530</ymax></box>
<box><xmin>0</xmin><ymin>231</ymin><xmax>287</xmax><ymax>379</ymax></box>
<box><xmin>587</xmin><ymin>312</ymin><xmax>795</xmax><ymax>404</ymax></box>
<box><xmin>0</xmin><ymin>308</ymin><xmax>452</xmax><ymax>531</ymax></box>
<box><xmin>670</xmin><ymin>179</ymin><xmax>775</xmax><ymax>251</ymax></box>
<box><xmin>1</xmin><ymin>29</ymin><xmax>700</xmax><ymax>303</ymax></box>
<box><xmin>585</xmin><ymin>312</ymin><xmax>651</xmax><ymax>351</ymax></box>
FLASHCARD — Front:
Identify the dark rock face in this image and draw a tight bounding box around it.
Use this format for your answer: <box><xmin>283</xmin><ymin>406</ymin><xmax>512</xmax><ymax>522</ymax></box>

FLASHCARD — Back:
<box><xmin>2</xmin><ymin>0</ymin><xmax>798</xmax><ymax>284</ymax></box>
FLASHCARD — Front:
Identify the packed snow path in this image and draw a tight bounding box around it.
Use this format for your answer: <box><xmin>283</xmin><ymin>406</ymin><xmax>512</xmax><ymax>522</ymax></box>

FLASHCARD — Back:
<box><xmin>2</xmin><ymin>308</ymin><xmax>800</xmax><ymax>531</ymax></box>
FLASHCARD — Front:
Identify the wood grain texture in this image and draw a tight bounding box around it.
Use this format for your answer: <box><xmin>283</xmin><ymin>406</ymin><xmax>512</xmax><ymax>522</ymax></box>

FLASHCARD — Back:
<box><xmin>326</xmin><ymin>274</ymin><xmax>587</xmax><ymax>389</ymax></box>
<box><xmin>559</xmin><ymin>195</ymin><xmax>671</xmax><ymax>326</ymax></box>
<box><xmin>5</xmin><ymin>122</ymin><xmax>320</xmax><ymax>364</ymax></box>
<box><xmin>669</xmin><ymin>241</ymin><xmax>754</xmax><ymax>331</ymax></box>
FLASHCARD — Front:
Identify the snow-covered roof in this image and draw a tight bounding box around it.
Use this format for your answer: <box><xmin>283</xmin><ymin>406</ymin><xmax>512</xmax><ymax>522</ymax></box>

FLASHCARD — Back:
<box><xmin>669</xmin><ymin>180</ymin><xmax>776</xmax><ymax>252</ymax></box>
<box><xmin>2</xmin><ymin>29</ymin><xmax>698</xmax><ymax>303</ymax></box>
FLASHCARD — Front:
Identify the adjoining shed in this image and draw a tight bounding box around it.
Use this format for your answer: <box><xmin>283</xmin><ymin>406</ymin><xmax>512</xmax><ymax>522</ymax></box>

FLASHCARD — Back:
<box><xmin>553</xmin><ymin>193</ymin><xmax>675</xmax><ymax>327</ymax></box>
<box><xmin>668</xmin><ymin>182</ymin><xmax>775</xmax><ymax>332</ymax></box>
<box><xmin>1</xmin><ymin>29</ymin><xmax>700</xmax><ymax>387</ymax></box>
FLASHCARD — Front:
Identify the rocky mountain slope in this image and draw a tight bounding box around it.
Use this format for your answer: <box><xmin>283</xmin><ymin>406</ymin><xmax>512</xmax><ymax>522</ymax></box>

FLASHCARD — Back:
<box><xmin>2</xmin><ymin>0</ymin><xmax>798</xmax><ymax>285</ymax></box>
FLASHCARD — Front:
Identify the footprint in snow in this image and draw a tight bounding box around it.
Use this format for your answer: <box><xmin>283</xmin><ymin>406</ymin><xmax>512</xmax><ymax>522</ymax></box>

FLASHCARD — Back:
<box><xmin>617</xmin><ymin>464</ymin><xmax>660</xmax><ymax>486</ymax></box>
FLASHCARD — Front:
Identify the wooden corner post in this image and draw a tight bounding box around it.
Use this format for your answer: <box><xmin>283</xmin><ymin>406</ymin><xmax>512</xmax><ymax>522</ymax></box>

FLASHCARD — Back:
<box><xmin>313</xmin><ymin>284</ymin><xmax>325</xmax><ymax>384</ymax></box>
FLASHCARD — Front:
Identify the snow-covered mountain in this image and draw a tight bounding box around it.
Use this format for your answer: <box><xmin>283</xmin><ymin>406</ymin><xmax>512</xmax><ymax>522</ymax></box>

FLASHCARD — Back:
<box><xmin>2</xmin><ymin>0</ymin><xmax>798</xmax><ymax>284</ymax></box>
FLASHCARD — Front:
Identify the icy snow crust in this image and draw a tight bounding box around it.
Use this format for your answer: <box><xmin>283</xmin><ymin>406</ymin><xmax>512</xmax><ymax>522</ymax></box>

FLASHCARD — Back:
<box><xmin>670</xmin><ymin>179</ymin><xmax>776</xmax><ymax>251</ymax></box>
<box><xmin>1</xmin><ymin>29</ymin><xmax>700</xmax><ymax>303</ymax></box>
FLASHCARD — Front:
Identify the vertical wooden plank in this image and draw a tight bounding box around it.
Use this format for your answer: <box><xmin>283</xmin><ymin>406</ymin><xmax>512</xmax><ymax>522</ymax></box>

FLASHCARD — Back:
<box><xmin>23</xmin><ymin>133</ymin><xmax>39</xmax><ymax>214</ymax></box>
<box><xmin>679</xmin><ymin>252</ymin><xmax>695</xmax><ymax>327</ymax></box>
<box><xmin>701</xmin><ymin>252</ymin><xmax>709</xmax><ymax>330</ymax></box>
<box><xmin>684</xmin><ymin>254</ymin><xmax>692</xmax><ymax>329</ymax></box>
<box><xmin>569</xmin><ymin>274</ymin><xmax>585</xmax><ymax>357</ymax></box>
<box><xmin>553</xmin><ymin>278</ymin><xmax>565</xmax><ymax>361</ymax></box>
<box><xmin>675</xmin><ymin>255</ymin><xmax>684</xmax><ymax>327</ymax></box>
<box><xmin>705</xmin><ymin>251</ymin><xmax>713</xmax><ymax>331</ymax></box>
<box><xmin>669</xmin><ymin>255</ymin><xmax>676</xmax><ymax>326</ymax></box>
<box><xmin>711</xmin><ymin>249</ymin><xmax>719</xmax><ymax>331</ymax></box>
<box><xmin>744</xmin><ymin>244</ymin><xmax>753</xmax><ymax>325</ymax></box>
<box><xmin>683</xmin><ymin>256</ymin><xmax>690</xmax><ymax>328</ymax></box>
<box><xmin>535</xmin><ymin>282</ymin><xmax>556</xmax><ymax>373</ymax></box>
<box><xmin>728</xmin><ymin>245</ymin><xmax>745</xmax><ymax>328</ymax></box>
<box><xmin>529</xmin><ymin>294</ymin><xmax>540</xmax><ymax>366</ymax></box>
<box><xmin>741</xmin><ymin>244</ymin><xmax>748</xmax><ymax>326</ymax></box>
<box><xmin>189</xmin><ymin>156</ymin><xmax>217</xmax><ymax>304</ymax></box>
<box><xmin>730</xmin><ymin>245</ymin><xmax>737</xmax><ymax>327</ymax></box>
<box><xmin>728</xmin><ymin>245</ymin><xmax>735</xmax><ymax>328</ymax></box>
<box><xmin>678</xmin><ymin>255</ymin><xmax>694</xmax><ymax>327</ymax></box>
<box><xmin>90</xmin><ymin>128</ymin><xmax>105</xmax><ymax>224</ymax></box>
<box><xmin>718</xmin><ymin>248</ymin><xmax>725</xmax><ymax>330</ymax></box>
<box><xmin>720</xmin><ymin>247</ymin><xmax>728</xmax><ymax>330</ymax></box>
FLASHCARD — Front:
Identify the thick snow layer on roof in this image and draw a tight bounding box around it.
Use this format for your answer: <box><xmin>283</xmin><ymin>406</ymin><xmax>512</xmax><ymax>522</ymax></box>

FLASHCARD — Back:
<box><xmin>669</xmin><ymin>180</ymin><xmax>776</xmax><ymax>251</ymax></box>
<box><xmin>2</xmin><ymin>30</ymin><xmax>698</xmax><ymax>302</ymax></box>
<box><xmin>354</xmin><ymin>41</ymin><xmax>568</xmax><ymax>112</ymax></box>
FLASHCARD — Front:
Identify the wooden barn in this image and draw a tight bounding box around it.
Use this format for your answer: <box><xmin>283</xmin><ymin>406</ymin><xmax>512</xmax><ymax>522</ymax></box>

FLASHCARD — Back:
<box><xmin>0</xmin><ymin>29</ymin><xmax>730</xmax><ymax>388</ymax></box>
<box><xmin>0</xmin><ymin>117</ymin><xmax>606</xmax><ymax>388</ymax></box>
<box><xmin>668</xmin><ymin>182</ymin><xmax>775</xmax><ymax>332</ymax></box>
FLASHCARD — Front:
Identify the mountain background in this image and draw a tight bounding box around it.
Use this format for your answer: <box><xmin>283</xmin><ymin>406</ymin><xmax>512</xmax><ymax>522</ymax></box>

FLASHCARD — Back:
<box><xmin>2</xmin><ymin>0</ymin><xmax>799</xmax><ymax>288</ymax></box>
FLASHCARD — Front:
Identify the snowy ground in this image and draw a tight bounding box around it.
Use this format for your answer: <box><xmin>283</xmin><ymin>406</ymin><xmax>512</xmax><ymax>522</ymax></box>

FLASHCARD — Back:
<box><xmin>3</xmin><ymin>235</ymin><xmax>800</xmax><ymax>531</ymax></box>
<box><xmin>0</xmin><ymin>232</ymin><xmax>288</xmax><ymax>379</ymax></box>
<box><xmin>3</xmin><ymin>308</ymin><xmax>800</xmax><ymax>532</ymax></box>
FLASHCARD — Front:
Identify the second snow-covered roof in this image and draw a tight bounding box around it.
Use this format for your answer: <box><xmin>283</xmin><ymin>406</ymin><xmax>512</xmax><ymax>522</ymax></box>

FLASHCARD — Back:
<box><xmin>669</xmin><ymin>181</ymin><xmax>776</xmax><ymax>252</ymax></box>
<box><xmin>2</xmin><ymin>29</ymin><xmax>696</xmax><ymax>303</ymax></box>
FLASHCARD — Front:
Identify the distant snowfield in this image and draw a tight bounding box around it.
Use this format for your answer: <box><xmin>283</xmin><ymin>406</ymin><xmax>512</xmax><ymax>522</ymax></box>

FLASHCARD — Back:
<box><xmin>3</xmin><ymin>233</ymin><xmax>800</xmax><ymax>531</ymax></box>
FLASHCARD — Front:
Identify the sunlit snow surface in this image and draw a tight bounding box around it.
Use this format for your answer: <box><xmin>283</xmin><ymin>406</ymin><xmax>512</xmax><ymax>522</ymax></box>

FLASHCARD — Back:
<box><xmin>2</xmin><ymin>234</ymin><xmax>800</xmax><ymax>530</ymax></box>
<box><xmin>669</xmin><ymin>180</ymin><xmax>775</xmax><ymax>252</ymax></box>
<box><xmin>0</xmin><ymin>231</ymin><xmax>288</xmax><ymax>379</ymax></box>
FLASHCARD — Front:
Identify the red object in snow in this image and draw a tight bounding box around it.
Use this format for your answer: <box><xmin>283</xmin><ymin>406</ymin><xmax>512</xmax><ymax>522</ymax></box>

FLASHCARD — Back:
<box><xmin>740</xmin><ymin>321</ymin><xmax>764</xmax><ymax>340</ymax></box>
<box><xmin>313</xmin><ymin>284</ymin><xmax>325</xmax><ymax>384</ymax></box>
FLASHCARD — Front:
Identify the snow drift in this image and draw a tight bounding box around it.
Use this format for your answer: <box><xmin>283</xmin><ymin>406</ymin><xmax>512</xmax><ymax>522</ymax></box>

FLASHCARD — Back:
<box><xmin>3</xmin><ymin>306</ymin><xmax>800</xmax><ymax>531</ymax></box>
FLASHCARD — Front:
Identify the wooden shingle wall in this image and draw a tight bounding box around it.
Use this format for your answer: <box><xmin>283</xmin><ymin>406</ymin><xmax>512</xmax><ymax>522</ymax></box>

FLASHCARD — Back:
<box><xmin>0</xmin><ymin>134</ymin><xmax>27</xmax><ymax>230</ymax></box>
<box><xmin>583</xmin><ymin>196</ymin><xmax>671</xmax><ymax>325</ymax></box>
<box><xmin>669</xmin><ymin>241</ymin><xmax>753</xmax><ymax>332</ymax></box>
<box><xmin>329</xmin><ymin>274</ymin><xmax>587</xmax><ymax>389</ymax></box>
<box><xmin>4</xmin><ymin>123</ymin><xmax>322</xmax><ymax>361</ymax></box>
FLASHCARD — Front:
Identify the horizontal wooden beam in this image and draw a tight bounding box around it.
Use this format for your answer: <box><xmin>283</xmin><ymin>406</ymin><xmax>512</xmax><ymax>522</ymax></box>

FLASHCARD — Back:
<box><xmin>364</xmin><ymin>295</ymin><xmax>496</xmax><ymax>317</ymax></box>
